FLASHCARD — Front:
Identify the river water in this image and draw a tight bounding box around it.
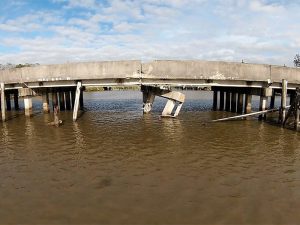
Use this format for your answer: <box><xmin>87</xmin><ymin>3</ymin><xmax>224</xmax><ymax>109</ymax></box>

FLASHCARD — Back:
<box><xmin>0</xmin><ymin>91</ymin><xmax>299</xmax><ymax>224</ymax></box>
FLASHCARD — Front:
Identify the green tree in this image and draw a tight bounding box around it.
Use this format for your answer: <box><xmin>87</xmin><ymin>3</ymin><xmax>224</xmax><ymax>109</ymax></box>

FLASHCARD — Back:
<box><xmin>294</xmin><ymin>54</ymin><xmax>300</xmax><ymax>67</ymax></box>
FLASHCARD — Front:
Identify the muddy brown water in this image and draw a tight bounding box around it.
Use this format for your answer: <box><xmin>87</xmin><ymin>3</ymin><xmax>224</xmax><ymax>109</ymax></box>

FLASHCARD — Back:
<box><xmin>0</xmin><ymin>91</ymin><xmax>299</xmax><ymax>224</ymax></box>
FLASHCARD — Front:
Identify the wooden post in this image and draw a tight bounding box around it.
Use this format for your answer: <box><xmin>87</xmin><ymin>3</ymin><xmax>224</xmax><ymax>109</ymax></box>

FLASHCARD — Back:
<box><xmin>231</xmin><ymin>92</ymin><xmax>237</xmax><ymax>113</ymax></box>
<box><xmin>237</xmin><ymin>93</ymin><xmax>244</xmax><ymax>114</ymax></box>
<box><xmin>14</xmin><ymin>90</ymin><xmax>19</xmax><ymax>110</ymax></box>
<box><xmin>244</xmin><ymin>94</ymin><xmax>252</xmax><ymax>114</ymax></box>
<box><xmin>5</xmin><ymin>93</ymin><xmax>11</xmax><ymax>111</ymax></box>
<box><xmin>42</xmin><ymin>91</ymin><xmax>50</xmax><ymax>113</ymax></box>
<box><xmin>213</xmin><ymin>90</ymin><xmax>218</xmax><ymax>111</ymax></box>
<box><xmin>65</xmin><ymin>91</ymin><xmax>71</xmax><ymax>110</ymax></box>
<box><xmin>219</xmin><ymin>90</ymin><xmax>224</xmax><ymax>111</ymax></box>
<box><xmin>1</xmin><ymin>83</ymin><xmax>6</xmax><ymax>121</ymax></box>
<box><xmin>280</xmin><ymin>79</ymin><xmax>288</xmax><ymax>124</ymax></box>
<box><xmin>73</xmin><ymin>82</ymin><xmax>82</xmax><ymax>121</ymax></box>
<box><xmin>225</xmin><ymin>91</ymin><xmax>231</xmax><ymax>111</ymax></box>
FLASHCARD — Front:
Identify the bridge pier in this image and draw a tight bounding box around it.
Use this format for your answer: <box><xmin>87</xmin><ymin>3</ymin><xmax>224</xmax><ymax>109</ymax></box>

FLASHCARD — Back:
<box><xmin>231</xmin><ymin>92</ymin><xmax>237</xmax><ymax>113</ymax></box>
<box><xmin>5</xmin><ymin>92</ymin><xmax>11</xmax><ymax>111</ymax></box>
<box><xmin>141</xmin><ymin>85</ymin><xmax>185</xmax><ymax>117</ymax></box>
<box><xmin>225</xmin><ymin>91</ymin><xmax>231</xmax><ymax>112</ymax></box>
<box><xmin>219</xmin><ymin>90</ymin><xmax>225</xmax><ymax>111</ymax></box>
<box><xmin>24</xmin><ymin>97</ymin><xmax>33</xmax><ymax>117</ymax></box>
<box><xmin>73</xmin><ymin>82</ymin><xmax>82</xmax><ymax>121</ymax></box>
<box><xmin>237</xmin><ymin>93</ymin><xmax>244</xmax><ymax>114</ymax></box>
<box><xmin>1</xmin><ymin>83</ymin><xmax>6</xmax><ymax>122</ymax></box>
<box><xmin>59</xmin><ymin>90</ymin><xmax>65</xmax><ymax>111</ymax></box>
<box><xmin>244</xmin><ymin>94</ymin><xmax>252</xmax><ymax>114</ymax></box>
<box><xmin>142</xmin><ymin>86</ymin><xmax>156</xmax><ymax>113</ymax></box>
<box><xmin>213</xmin><ymin>90</ymin><xmax>218</xmax><ymax>111</ymax></box>
<box><xmin>13</xmin><ymin>90</ymin><xmax>19</xmax><ymax>110</ymax></box>
<box><xmin>65</xmin><ymin>91</ymin><xmax>71</xmax><ymax>110</ymax></box>
<box><xmin>280</xmin><ymin>79</ymin><xmax>288</xmax><ymax>124</ymax></box>
<box><xmin>42</xmin><ymin>91</ymin><xmax>50</xmax><ymax>113</ymax></box>
<box><xmin>52</xmin><ymin>91</ymin><xmax>58</xmax><ymax>110</ymax></box>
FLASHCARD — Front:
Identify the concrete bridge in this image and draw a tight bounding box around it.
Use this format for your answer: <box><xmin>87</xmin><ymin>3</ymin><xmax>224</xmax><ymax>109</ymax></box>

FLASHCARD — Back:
<box><xmin>0</xmin><ymin>60</ymin><xmax>299</xmax><ymax>129</ymax></box>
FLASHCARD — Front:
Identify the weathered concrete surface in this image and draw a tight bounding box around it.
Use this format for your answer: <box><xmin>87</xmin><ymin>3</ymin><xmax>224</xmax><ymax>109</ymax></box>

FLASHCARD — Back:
<box><xmin>142</xmin><ymin>60</ymin><xmax>300</xmax><ymax>84</ymax></box>
<box><xmin>1</xmin><ymin>60</ymin><xmax>300</xmax><ymax>86</ymax></box>
<box><xmin>0</xmin><ymin>60</ymin><xmax>141</xmax><ymax>84</ymax></box>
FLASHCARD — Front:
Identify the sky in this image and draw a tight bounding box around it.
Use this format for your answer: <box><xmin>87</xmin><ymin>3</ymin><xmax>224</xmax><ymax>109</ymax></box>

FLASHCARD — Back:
<box><xmin>0</xmin><ymin>0</ymin><xmax>299</xmax><ymax>66</ymax></box>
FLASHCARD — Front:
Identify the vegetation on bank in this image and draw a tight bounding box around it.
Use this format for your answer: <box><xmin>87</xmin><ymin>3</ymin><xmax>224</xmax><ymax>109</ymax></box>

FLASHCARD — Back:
<box><xmin>85</xmin><ymin>86</ymin><xmax>140</xmax><ymax>92</ymax></box>
<box><xmin>0</xmin><ymin>63</ymin><xmax>39</xmax><ymax>70</ymax></box>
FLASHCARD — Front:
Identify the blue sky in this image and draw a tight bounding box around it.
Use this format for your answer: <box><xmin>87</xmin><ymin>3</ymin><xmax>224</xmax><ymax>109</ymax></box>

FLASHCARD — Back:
<box><xmin>0</xmin><ymin>0</ymin><xmax>299</xmax><ymax>66</ymax></box>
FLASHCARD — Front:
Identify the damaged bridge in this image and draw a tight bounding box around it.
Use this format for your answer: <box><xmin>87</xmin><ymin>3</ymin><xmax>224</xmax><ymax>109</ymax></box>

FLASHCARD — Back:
<box><xmin>0</xmin><ymin>60</ymin><xmax>300</xmax><ymax>129</ymax></box>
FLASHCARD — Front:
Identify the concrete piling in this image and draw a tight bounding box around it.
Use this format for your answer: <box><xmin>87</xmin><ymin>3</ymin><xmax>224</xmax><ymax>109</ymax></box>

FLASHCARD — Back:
<box><xmin>219</xmin><ymin>90</ymin><xmax>224</xmax><ymax>111</ymax></box>
<box><xmin>65</xmin><ymin>91</ymin><xmax>71</xmax><ymax>110</ymax></box>
<box><xmin>42</xmin><ymin>91</ymin><xmax>50</xmax><ymax>113</ymax></box>
<box><xmin>79</xmin><ymin>89</ymin><xmax>84</xmax><ymax>110</ymax></box>
<box><xmin>225</xmin><ymin>91</ymin><xmax>231</xmax><ymax>112</ymax></box>
<box><xmin>259</xmin><ymin>96</ymin><xmax>268</xmax><ymax>120</ymax></box>
<box><xmin>237</xmin><ymin>93</ymin><xmax>244</xmax><ymax>114</ymax></box>
<box><xmin>213</xmin><ymin>90</ymin><xmax>218</xmax><ymax>111</ymax></box>
<box><xmin>6</xmin><ymin>93</ymin><xmax>11</xmax><ymax>111</ymax></box>
<box><xmin>231</xmin><ymin>92</ymin><xmax>237</xmax><ymax>113</ymax></box>
<box><xmin>52</xmin><ymin>91</ymin><xmax>58</xmax><ymax>110</ymax></box>
<box><xmin>142</xmin><ymin>86</ymin><xmax>156</xmax><ymax>113</ymax></box>
<box><xmin>244</xmin><ymin>94</ymin><xmax>252</xmax><ymax>114</ymax></box>
<box><xmin>1</xmin><ymin>83</ymin><xmax>6</xmax><ymax>121</ymax></box>
<box><xmin>14</xmin><ymin>90</ymin><xmax>19</xmax><ymax>110</ymax></box>
<box><xmin>24</xmin><ymin>96</ymin><xmax>33</xmax><ymax>117</ymax></box>
<box><xmin>73</xmin><ymin>82</ymin><xmax>82</xmax><ymax>121</ymax></box>
<box><xmin>280</xmin><ymin>79</ymin><xmax>288</xmax><ymax>124</ymax></box>
<box><xmin>59</xmin><ymin>91</ymin><xmax>65</xmax><ymax>111</ymax></box>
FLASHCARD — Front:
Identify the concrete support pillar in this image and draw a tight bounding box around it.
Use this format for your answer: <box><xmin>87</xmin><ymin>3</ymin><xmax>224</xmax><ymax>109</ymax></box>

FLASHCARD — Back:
<box><xmin>259</xmin><ymin>96</ymin><xmax>268</xmax><ymax>120</ymax></box>
<box><xmin>295</xmin><ymin>106</ymin><xmax>300</xmax><ymax>131</ymax></box>
<box><xmin>42</xmin><ymin>91</ymin><xmax>50</xmax><ymax>113</ymax></box>
<box><xmin>142</xmin><ymin>87</ymin><xmax>156</xmax><ymax>113</ymax></box>
<box><xmin>213</xmin><ymin>90</ymin><xmax>218</xmax><ymax>111</ymax></box>
<box><xmin>280</xmin><ymin>79</ymin><xmax>288</xmax><ymax>124</ymax></box>
<box><xmin>290</xmin><ymin>91</ymin><xmax>296</xmax><ymax>105</ymax></box>
<box><xmin>14</xmin><ymin>90</ymin><xmax>19</xmax><ymax>110</ymax></box>
<box><xmin>71</xmin><ymin>90</ymin><xmax>76</xmax><ymax>109</ymax></box>
<box><xmin>270</xmin><ymin>90</ymin><xmax>275</xmax><ymax>109</ymax></box>
<box><xmin>24</xmin><ymin>96</ymin><xmax>33</xmax><ymax>117</ymax></box>
<box><xmin>231</xmin><ymin>92</ymin><xmax>237</xmax><ymax>113</ymax></box>
<box><xmin>73</xmin><ymin>82</ymin><xmax>82</xmax><ymax>121</ymax></box>
<box><xmin>219</xmin><ymin>90</ymin><xmax>225</xmax><ymax>111</ymax></box>
<box><xmin>225</xmin><ymin>91</ymin><xmax>231</xmax><ymax>112</ymax></box>
<box><xmin>6</xmin><ymin>93</ymin><xmax>11</xmax><ymax>111</ymax></box>
<box><xmin>237</xmin><ymin>93</ymin><xmax>244</xmax><ymax>114</ymax></box>
<box><xmin>59</xmin><ymin>91</ymin><xmax>65</xmax><ymax>111</ymax></box>
<box><xmin>52</xmin><ymin>91</ymin><xmax>58</xmax><ymax>110</ymax></box>
<box><xmin>65</xmin><ymin>91</ymin><xmax>71</xmax><ymax>110</ymax></box>
<box><xmin>244</xmin><ymin>94</ymin><xmax>252</xmax><ymax>114</ymax></box>
<box><xmin>79</xmin><ymin>89</ymin><xmax>84</xmax><ymax>110</ymax></box>
<box><xmin>1</xmin><ymin>83</ymin><xmax>6</xmax><ymax>122</ymax></box>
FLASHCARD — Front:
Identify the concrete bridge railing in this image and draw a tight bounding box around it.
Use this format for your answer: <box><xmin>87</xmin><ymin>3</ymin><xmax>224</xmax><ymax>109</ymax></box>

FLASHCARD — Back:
<box><xmin>0</xmin><ymin>60</ymin><xmax>300</xmax><ymax>86</ymax></box>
